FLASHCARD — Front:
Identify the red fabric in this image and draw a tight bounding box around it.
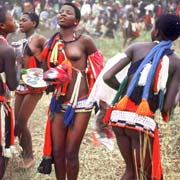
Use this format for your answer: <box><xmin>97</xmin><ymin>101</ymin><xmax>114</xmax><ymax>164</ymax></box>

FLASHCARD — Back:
<box><xmin>152</xmin><ymin>127</ymin><xmax>163</xmax><ymax>180</ymax></box>
<box><xmin>61</xmin><ymin>82</ymin><xmax>69</xmax><ymax>96</ymax></box>
<box><xmin>9</xmin><ymin>106</ymin><xmax>14</xmax><ymax>145</ymax></box>
<box><xmin>39</xmin><ymin>47</ymin><xmax>49</xmax><ymax>61</ymax></box>
<box><xmin>154</xmin><ymin>59</ymin><xmax>162</xmax><ymax>92</ymax></box>
<box><xmin>103</xmin><ymin>106</ymin><xmax>113</xmax><ymax>124</ymax></box>
<box><xmin>28</xmin><ymin>56</ymin><xmax>37</xmax><ymax>68</ymax></box>
<box><xmin>43</xmin><ymin>110</ymin><xmax>52</xmax><ymax>157</ymax></box>
<box><xmin>161</xmin><ymin>111</ymin><xmax>170</xmax><ymax>122</ymax></box>
<box><xmin>86</xmin><ymin>67</ymin><xmax>95</xmax><ymax>94</ymax></box>
<box><xmin>88</xmin><ymin>50</ymin><xmax>104</xmax><ymax>79</ymax></box>
<box><xmin>58</xmin><ymin>52</ymin><xmax>64</xmax><ymax>65</ymax></box>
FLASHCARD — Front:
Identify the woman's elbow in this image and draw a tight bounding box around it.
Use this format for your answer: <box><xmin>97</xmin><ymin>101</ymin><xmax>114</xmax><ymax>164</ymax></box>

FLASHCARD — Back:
<box><xmin>103</xmin><ymin>73</ymin><xmax>111</xmax><ymax>85</ymax></box>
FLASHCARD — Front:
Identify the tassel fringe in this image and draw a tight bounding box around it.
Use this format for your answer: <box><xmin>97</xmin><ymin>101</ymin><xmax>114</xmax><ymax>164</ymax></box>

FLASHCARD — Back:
<box><xmin>136</xmin><ymin>98</ymin><xmax>153</xmax><ymax>116</ymax></box>
<box><xmin>116</xmin><ymin>95</ymin><xmax>129</xmax><ymax>110</ymax></box>
<box><xmin>103</xmin><ymin>106</ymin><xmax>113</xmax><ymax>124</ymax></box>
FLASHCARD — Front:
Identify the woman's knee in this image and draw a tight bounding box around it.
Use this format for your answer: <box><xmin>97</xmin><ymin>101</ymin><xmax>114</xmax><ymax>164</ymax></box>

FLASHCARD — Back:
<box><xmin>66</xmin><ymin>151</ymin><xmax>78</xmax><ymax>164</ymax></box>
<box><xmin>52</xmin><ymin>149</ymin><xmax>64</xmax><ymax>161</ymax></box>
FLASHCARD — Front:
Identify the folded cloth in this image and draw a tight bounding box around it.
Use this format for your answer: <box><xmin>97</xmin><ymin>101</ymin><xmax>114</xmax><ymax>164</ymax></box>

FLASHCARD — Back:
<box><xmin>43</xmin><ymin>63</ymin><xmax>72</xmax><ymax>84</ymax></box>
<box><xmin>86</xmin><ymin>53</ymin><xmax>130</xmax><ymax>106</ymax></box>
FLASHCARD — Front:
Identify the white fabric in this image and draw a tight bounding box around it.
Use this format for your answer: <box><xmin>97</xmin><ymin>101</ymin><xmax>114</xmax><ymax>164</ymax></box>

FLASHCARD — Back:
<box><xmin>138</xmin><ymin>63</ymin><xmax>151</xmax><ymax>86</ymax></box>
<box><xmin>86</xmin><ymin>53</ymin><xmax>130</xmax><ymax>106</ymax></box>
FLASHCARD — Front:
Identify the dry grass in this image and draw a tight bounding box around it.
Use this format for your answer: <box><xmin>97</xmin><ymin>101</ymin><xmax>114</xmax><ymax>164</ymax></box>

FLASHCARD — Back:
<box><xmin>3</xmin><ymin>29</ymin><xmax>180</xmax><ymax>180</ymax></box>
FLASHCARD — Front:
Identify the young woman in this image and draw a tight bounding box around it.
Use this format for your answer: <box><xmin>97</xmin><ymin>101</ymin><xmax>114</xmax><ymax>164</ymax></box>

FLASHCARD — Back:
<box><xmin>38</xmin><ymin>2</ymin><xmax>104</xmax><ymax>180</ymax></box>
<box><xmin>103</xmin><ymin>14</ymin><xmax>180</xmax><ymax>180</ymax></box>
<box><xmin>0</xmin><ymin>6</ymin><xmax>18</xmax><ymax>179</ymax></box>
<box><xmin>14</xmin><ymin>12</ymin><xmax>46</xmax><ymax>169</ymax></box>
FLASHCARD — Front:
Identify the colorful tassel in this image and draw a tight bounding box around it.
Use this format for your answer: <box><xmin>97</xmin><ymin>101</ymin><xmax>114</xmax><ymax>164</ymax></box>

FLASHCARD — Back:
<box><xmin>43</xmin><ymin>111</ymin><xmax>52</xmax><ymax>157</ymax></box>
<box><xmin>103</xmin><ymin>106</ymin><xmax>113</xmax><ymax>124</ymax></box>
<box><xmin>9</xmin><ymin>106</ymin><xmax>14</xmax><ymax>146</ymax></box>
<box><xmin>154</xmin><ymin>59</ymin><xmax>163</xmax><ymax>92</ymax></box>
<box><xmin>63</xmin><ymin>106</ymin><xmax>75</xmax><ymax>126</ymax></box>
<box><xmin>63</xmin><ymin>71</ymin><xmax>82</xmax><ymax>126</ymax></box>
<box><xmin>136</xmin><ymin>98</ymin><xmax>154</xmax><ymax>117</ymax></box>
<box><xmin>151</xmin><ymin>128</ymin><xmax>163</xmax><ymax>180</ymax></box>
<box><xmin>116</xmin><ymin>95</ymin><xmax>129</xmax><ymax>110</ymax></box>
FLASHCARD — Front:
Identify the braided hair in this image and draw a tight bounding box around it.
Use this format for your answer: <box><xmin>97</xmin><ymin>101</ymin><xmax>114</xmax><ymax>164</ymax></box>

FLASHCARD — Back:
<box><xmin>156</xmin><ymin>14</ymin><xmax>180</xmax><ymax>41</ymax></box>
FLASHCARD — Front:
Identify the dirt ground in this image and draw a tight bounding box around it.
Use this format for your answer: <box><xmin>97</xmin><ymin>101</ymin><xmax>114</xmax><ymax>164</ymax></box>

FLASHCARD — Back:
<box><xmin>2</xmin><ymin>93</ymin><xmax>180</xmax><ymax>180</ymax></box>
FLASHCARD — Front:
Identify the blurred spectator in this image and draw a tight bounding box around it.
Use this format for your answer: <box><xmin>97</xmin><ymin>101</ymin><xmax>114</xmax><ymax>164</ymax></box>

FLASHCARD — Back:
<box><xmin>23</xmin><ymin>1</ymin><xmax>34</xmax><ymax>13</ymax></box>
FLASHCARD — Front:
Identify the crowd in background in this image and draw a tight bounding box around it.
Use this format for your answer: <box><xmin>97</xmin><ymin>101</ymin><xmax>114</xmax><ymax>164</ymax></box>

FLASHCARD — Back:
<box><xmin>1</xmin><ymin>0</ymin><xmax>180</xmax><ymax>42</ymax></box>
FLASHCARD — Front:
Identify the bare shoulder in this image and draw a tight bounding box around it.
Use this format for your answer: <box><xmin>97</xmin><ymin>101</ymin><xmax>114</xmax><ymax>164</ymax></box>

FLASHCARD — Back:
<box><xmin>169</xmin><ymin>53</ymin><xmax>180</xmax><ymax>72</ymax></box>
<box><xmin>125</xmin><ymin>41</ymin><xmax>153</xmax><ymax>61</ymax></box>
<box><xmin>79</xmin><ymin>34</ymin><xmax>97</xmax><ymax>55</ymax></box>
<box><xmin>79</xmin><ymin>34</ymin><xmax>94</xmax><ymax>44</ymax></box>
<box><xmin>33</xmin><ymin>33</ymin><xmax>47</xmax><ymax>46</ymax></box>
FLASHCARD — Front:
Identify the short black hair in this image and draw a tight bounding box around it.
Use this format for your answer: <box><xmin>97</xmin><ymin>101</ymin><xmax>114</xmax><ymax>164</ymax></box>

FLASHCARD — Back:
<box><xmin>62</xmin><ymin>2</ymin><xmax>81</xmax><ymax>22</ymax></box>
<box><xmin>0</xmin><ymin>6</ymin><xmax>7</xmax><ymax>23</ymax></box>
<box><xmin>156</xmin><ymin>14</ymin><xmax>180</xmax><ymax>41</ymax></box>
<box><xmin>23</xmin><ymin>12</ymin><xmax>39</xmax><ymax>28</ymax></box>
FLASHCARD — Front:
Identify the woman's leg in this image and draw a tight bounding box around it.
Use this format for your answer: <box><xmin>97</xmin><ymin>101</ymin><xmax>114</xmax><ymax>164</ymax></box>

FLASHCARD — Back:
<box><xmin>15</xmin><ymin>93</ymin><xmax>42</xmax><ymax>167</ymax></box>
<box><xmin>66</xmin><ymin>112</ymin><xmax>91</xmax><ymax>180</ymax></box>
<box><xmin>51</xmin><ymin>112</ymin><xmax>67</xmax><ymax>180</ymax></box>
<box><xmin>125</xmin><ymin>129</ymin><xmax>152</xmax><ymax>180</ymax></box>
<box><xmin>14</xmin><ymin>94</ymin><xmax>24</xmax><ymax>136</ymax></box>
<box><xmin>112</xmin><ymin>126</ymin><xmax>135</xmax><ymax>180</ymax></box>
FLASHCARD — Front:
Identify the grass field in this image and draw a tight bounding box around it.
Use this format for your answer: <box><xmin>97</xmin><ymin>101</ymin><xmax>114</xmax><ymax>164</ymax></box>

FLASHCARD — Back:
<box><xmin>3</xmin><ymin>29</ymin><xmax>180</xmax><ymax>180</ymax></box>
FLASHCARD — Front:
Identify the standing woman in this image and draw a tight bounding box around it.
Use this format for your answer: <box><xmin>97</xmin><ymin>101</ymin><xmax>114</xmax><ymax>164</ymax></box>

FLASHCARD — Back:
<box><xmin>0</xmin><ymin>6</ymin><xmax>18</xmax><ymax>179</ymax></box>
<box><xmin>103</xmin><ymin>14</ymin><xmax>180</xmax><ymax>180</ymax></box>
<box><xmin>38</xmin><ymin>2</ymin><xmax>104</xmax><ymax>180</ymax></box>
<box><xmin>14</xmin><ymin>12</ymin><xmax>46</xmax><ymax>168</ymax></box>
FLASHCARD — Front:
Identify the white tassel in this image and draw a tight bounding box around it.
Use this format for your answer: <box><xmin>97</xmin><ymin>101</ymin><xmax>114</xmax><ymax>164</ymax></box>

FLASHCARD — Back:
<box><xmin>4</xmin><ymin>148</ymin><xmax>12</xmax><ymax>158</ymax></box>
<box><xmin>68</xmin><ymin>71</ymin><xmax>82</xmax><ymax>107</ymax></box>
<box><xmin>138</xmin><ymin>63</ymin><xmax>152</xmax><ymax>86</ymax></box>
<box><xmin>156</xmin><ymin>55</ymin><xmax>169</xmax><ymax>92</ymax></box>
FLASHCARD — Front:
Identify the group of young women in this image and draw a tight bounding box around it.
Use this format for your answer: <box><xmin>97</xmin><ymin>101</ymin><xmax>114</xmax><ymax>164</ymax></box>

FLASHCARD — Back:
<box><xmin>0</xmin><ymin>2</ymin><xmax>180</xmax><ymax>180</ymax></box>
